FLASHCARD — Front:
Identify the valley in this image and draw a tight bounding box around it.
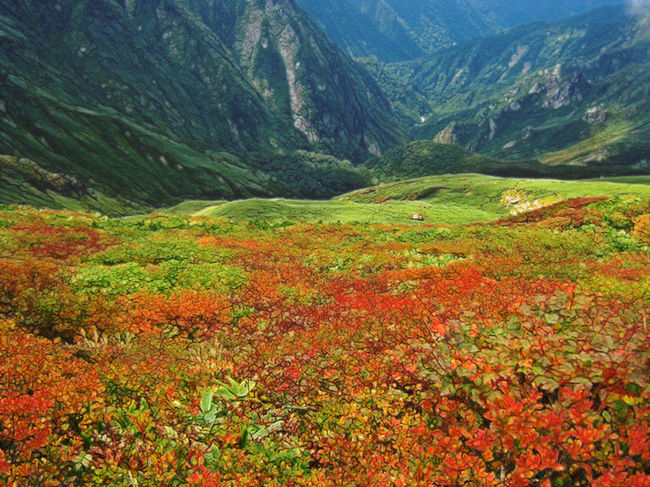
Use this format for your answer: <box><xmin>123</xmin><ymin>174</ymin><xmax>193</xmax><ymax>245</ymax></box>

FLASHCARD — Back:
<box><xmin>363</xmin><ymin>6</ymin><xmax>650</xmax><ymax>167</ymax></box>
<box><xmin>1</xmin><ymin>2</ymin><xmax>649</xmax><ymax>212</ymax></box>
<box><xmin>1</xmin><ymin>1</ymin><xmax>649</xmax><ymax>485</ymax></box>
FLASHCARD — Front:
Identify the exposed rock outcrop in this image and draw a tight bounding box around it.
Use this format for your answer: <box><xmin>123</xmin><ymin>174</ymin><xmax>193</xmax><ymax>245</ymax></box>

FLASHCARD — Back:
<box><xmin>434</xmin><ymin>122</ymin><xmax>461</xmax><ymax>145</ymax></box>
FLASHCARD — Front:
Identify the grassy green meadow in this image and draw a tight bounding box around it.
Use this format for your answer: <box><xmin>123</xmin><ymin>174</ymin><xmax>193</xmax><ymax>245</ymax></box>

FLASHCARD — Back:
<box><xmin>160</xmin><ymin>174</ymin><xmax>650</xmax><ymax>226</ymax></box>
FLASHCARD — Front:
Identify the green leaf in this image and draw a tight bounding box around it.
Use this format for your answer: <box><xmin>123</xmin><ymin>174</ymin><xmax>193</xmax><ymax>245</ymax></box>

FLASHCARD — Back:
<box><xmin>164</xmin><ymin>426</ymin><xmax>178</xmax><ymax>438</ymax></box>
<box><xmin>251</xmin><ymin>426</ymin><xmax>269</xmax><ymax>440</ymax></box>
<box><xmin>200</xmin><ymin>390</ymin><xmax>213</xmax><ymax>414</ymax></box>
<box><xmin>536</xmin><ymin>376</ymin><xmax>560</xmax><ymax>392</ymax></box>
<box><xmin>203</xmin><ymin>409</ymin><xmax>218</xmax><ymax>424</ymax></box>
<box><xmin>216</xmin><ymin>377</ymin><xmax>256</xmax><ymax>401</ymax></box>
<box><xmin>239</xmin><ymin>379</ymin><xmax>256</xmax><ymax>397</ymax></box>
<box><xmin>216</xmin><ymin>386</ymin><xmax>237</xmax><ymax>401</ymax></box>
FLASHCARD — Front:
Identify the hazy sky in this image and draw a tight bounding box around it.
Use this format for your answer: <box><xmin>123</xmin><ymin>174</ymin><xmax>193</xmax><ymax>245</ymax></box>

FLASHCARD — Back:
<box><xmin>628</xmin><ymin>0</ymin><xmax>650</xmax><ymax>13</ymax></box>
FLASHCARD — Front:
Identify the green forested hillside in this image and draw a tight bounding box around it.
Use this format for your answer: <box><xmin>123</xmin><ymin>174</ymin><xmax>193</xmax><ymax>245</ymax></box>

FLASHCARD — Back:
<box><xmin>363</xmin><ymin>7</ymin><xmax>650</xmax><ymax>168</ymax></box>
<box><xmin>1</xmin><ymin>2</ymin><xmax>648</xmax><ymax>215</ymax></box>
<box><xmin>296</xmin><ymin>0</ymin><xmax>496</xmax><ymax>61</ymax></box>
<box><xmin>0</xmin><ymin>0</ymin><xmax>399</xmax><ymax>209</ymax></box>
<box><xmin>466</xmin><ymin>0</ymin><xmax>616</xmax><ymax>29</ymax></box>
<box><xmin>363</xmin><ymin>139</ymin><xmax>650</xmax><ymax>183</ymax></box>
<box><xmin>0</xmin><ymin>150</ymin><xmax>372</xmax><ymax>215</ymax></box>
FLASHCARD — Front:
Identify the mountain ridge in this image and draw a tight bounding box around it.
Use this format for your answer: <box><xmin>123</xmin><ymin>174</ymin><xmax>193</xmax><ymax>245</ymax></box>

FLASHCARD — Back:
<box><xmin>362</xmin><ymin>6</ymin><xmax>650</xmax><ymax>170</ymax></box>
<box><xmin>1</xmin><ymin>1</ymin><xmax>649</xmax><ymax>214</ymax></box>
<box><xmin>295</xmin><ymin>0</ymin><xmax>617</xmax><ymax>61</ymax></box>
<box><xmin>0</xmin><ymin>0</ymin><xmax>402</xmax><ymax>208</ymax></box>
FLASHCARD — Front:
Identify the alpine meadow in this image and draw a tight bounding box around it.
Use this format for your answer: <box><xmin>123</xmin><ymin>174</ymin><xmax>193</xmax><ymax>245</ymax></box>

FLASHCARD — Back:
<box><xmin>0</xmin><ymin>1</ymin><xmax>649</xmax><ymax>485</ymax></box>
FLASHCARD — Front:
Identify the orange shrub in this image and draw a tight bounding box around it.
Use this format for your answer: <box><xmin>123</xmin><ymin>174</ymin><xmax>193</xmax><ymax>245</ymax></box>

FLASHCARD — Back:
<box><xmin>118</xmin><ymin>290</ymin><xmax>232</xmax><ymax>339</ymax></box>
<box><xmin>633</xmin><ymin>214</ymin><xmax>650</xmax><ymax>245</ymax></box>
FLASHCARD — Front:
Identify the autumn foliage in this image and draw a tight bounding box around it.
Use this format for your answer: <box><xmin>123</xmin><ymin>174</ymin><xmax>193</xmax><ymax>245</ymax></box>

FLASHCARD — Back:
<box><xmin>0</xmin><ymin>198</ymin><xmax>649</xmax><ymax>485</ymax></box>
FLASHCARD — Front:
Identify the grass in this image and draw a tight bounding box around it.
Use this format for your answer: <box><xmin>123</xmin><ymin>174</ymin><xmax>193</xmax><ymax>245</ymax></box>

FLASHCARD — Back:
<box><xmin>167</xmin><ymin>174</ymin><xmax>650</xmax><ymax>226</ymax></box>
<box><xmin>162</xmin><ymin>200</ymin><xmax>228</xmax><ymax>215</ymax></box>
<box><xmin>193</xmin><ymin>198</ymin><xmax>477</xmax><ymax>225</ymax></box>
<box><xmin>594</xmin><ymin>176</ymin><xmax>650</xmax><ymax>185</ymax></box>
<box><xmin>341</xmin><ymin>174</ymin><xmax>650</xmax><ymax>201</ymax></box>
<box><xmin>538</xmin><ymin>123</ymin><xmax>650</xmax><ymax>167</ymax></box>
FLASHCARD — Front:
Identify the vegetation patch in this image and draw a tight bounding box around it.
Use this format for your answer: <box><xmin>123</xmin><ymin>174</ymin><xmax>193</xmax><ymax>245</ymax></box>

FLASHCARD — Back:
<box><xmin>0</xmin><ymin>191</ymin><xmax>649</xmax><ymax>484</ymax></box>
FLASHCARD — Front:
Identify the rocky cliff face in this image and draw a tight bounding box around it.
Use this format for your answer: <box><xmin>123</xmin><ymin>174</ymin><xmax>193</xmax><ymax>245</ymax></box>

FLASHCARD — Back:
<box><xmin>191</xmin><ymin>0</ymin><xmax>401</xmax><ymax>160</ymax></box>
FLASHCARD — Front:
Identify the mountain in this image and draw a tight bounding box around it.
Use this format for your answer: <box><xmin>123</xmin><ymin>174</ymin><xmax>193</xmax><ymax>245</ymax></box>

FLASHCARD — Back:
<box><xmin>0</xmin><ymin>0</ymin><xmax>400</xmax><ymax>210</ymax></box>
<box><xmin>363</xmin><ymin>140</ymin><xmax>645</xmax><ymax>185</ymax></box>
<box><xmin>466</xmin><ymin>0</ymin><xmax>618</xmax><ymax>31</ymax></box>
<box><xmin>189</xmin><ymin>0</ymin><xmax>400</xmax><ymax>159</ymax></box>
<box><xmin>295</xmin><ymin>0</ymin><xmax>616</xmax><ymax>61</ymax></box>
<box><xmin>364</xmin><ymin>6</ymin><xmax>650</xmax><ymax>171</ymax></box>
<box><xmin>295</xmin><ymin>0</ymin><xmax>492</xmax><ymax>61</ymax></box>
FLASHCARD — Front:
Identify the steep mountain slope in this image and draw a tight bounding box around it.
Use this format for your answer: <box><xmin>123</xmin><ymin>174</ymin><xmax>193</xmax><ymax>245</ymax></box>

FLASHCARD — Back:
<box><xmin>0</xmin><ymin>155</ymin><xmax>148</xmax><ymax>214</ymax></box>
<box><xmin>295</xmin><ymin>0</ymin><xmax>617</xmax><ymax>61</ymax></box>
<box><xmin>0</xmin><ymin>0</ymin><xmax>399</xmax><ymax>209</ymax></box>
<box><xmin>365</xmin><ymin>7</ymin><xmax>650</xmax><ymax>170</ymax></box>
<box><xmin>191</xmin><ymin>0</ymin><xmax>400</xmax><ymax>160</ymax></box>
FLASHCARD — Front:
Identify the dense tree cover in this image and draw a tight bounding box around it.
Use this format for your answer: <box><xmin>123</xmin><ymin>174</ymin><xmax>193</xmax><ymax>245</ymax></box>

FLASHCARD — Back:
<box><xmin>0</xmin><ymin>196</ymin><xmax>649</xmax><ymax>485</ymax></box>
